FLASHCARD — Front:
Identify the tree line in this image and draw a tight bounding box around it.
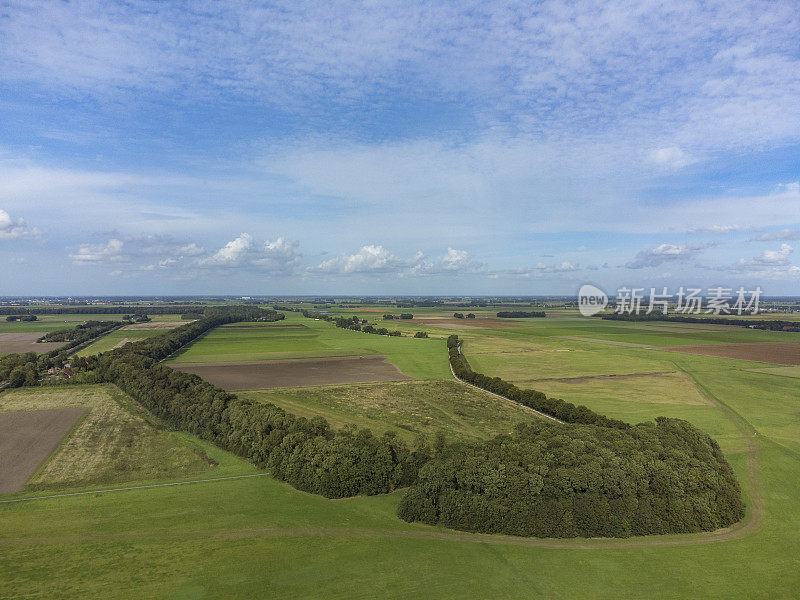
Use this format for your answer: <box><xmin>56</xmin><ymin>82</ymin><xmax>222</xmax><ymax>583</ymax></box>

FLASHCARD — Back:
<box><xmin>496</xmin><ymin>311</ymin><xmax>546</xmax><ymax>318</ymax></box>
<box><xmin>602</xmin><ymin>312</ymin><xmax>800</xmax><ymax>332</ymax></box>
<box><xmin>447</xmin><ymin>335</ymin><xmax>628</xmax><ymax>428</ymax></box>
<box><xmin>63</xmin><ymin>306</ymin><xmax>427</xmax><ymax>499</ymax></box>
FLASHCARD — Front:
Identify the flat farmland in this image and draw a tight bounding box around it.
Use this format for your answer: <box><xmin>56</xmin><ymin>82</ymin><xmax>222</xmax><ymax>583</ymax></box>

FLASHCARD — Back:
<box><xmin>662</xmin><ymin>341</ymin><xmax>800</xmax><ymax>365</ymax></box>
<box><xmin>167</xmin><ymin>314</ymin><xmax>451</xmax><ymax>379</ymax></box>
<box><xmin>0</xmin><ymin>407</ymin><xmax>86</xmax><ymax>493</ymax></box>
<box><xmin>4</xmin><ymin>314</ymin><xmax>800</xmax><ymax>598</ymax></box>
<box><xmin>170</xmin><ymin>355</ymin><xmax>414</xmax><ymax>390</ymax></box>
<box><xmin>0</xmin><ymin>332</ymin><xmax>68</xmax><ymax>355</ymax></box>
<box><xmin>0</xmin><ymin>385</ymin><xmax>219</xmax><ymax>491</ymax></box>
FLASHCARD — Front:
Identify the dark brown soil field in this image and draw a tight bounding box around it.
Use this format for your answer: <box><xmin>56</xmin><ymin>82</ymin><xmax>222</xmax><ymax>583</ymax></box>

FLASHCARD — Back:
<box><xmin>169</xmin><ymin>355</ymin><xmax>414</xmax><ymax>390</ymax></box>
<box><xmin>0</xmin><ymin>332</ymin><xmax>68</xmax><ymax>355</ymax></box>
<box><xmin>0</xmin><ymin>407</ymin><xmax>86</xmax><ymax>493</ymax></box>
<box><xmin>661</xmin><ymin>342</ymin><xmax>800</xmax><ymax>366</ymax></box>
<box><xmin>412</xmin><ymin>317</ymin><xmax>527</xmax><ymax>330</ymax></box>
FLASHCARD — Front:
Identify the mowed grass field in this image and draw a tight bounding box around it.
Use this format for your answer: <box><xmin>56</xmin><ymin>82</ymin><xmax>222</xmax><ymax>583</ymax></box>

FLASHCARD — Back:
<box><xmin>3</xmin><ymin>313</ymin><xmax>800</xmax><ymax>598</ymax></box>
<box><xmin>167</xmin><ymin>313</ymin><xmax>451</xmax><ymax>379</ymax></box>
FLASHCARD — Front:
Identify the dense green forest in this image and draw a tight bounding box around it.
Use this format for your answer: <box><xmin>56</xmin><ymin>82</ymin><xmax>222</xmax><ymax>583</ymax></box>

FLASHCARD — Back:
<box><xmin>398</xmin><ymin>418</ymin><xmax>744</xmax><ymax>537</ymax></box>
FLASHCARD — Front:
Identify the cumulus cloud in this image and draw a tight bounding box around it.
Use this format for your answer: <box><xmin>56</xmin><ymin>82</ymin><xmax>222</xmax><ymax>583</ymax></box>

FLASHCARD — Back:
<box><xmin>69</xmin><ymin>239</ymin><xmax>124</xmax><ymax>264</ymax></box>
<box><xmin>252</xmin><ymin>237</ymin><xmax>302</xmax><ymax>275</ymax></box>
<box><xmin>313</xmin><ymin>245</ymin><xmax>406</xmax><ymax>274</ymax></box>
<box><xmin>0</xmin><ymin>208</ymin><xmax>40</xmax><ymax>240</ymax></box>
<box><xmin>737</xmin><ymin>244</ymin><xmax>793</xmax><ymax>268</ymax></box>
<box><xmin>200</xmin><ymin>233</ymin><xmax>254</xmax><ymax>266</ymax></box>
<box><xmin>410</xmin><ymin>248</ymin><xmax>484</xmax><ymax>276</ymax></box>
<box><xmin>625</xmin><ymin>243</ymin><xmax>706</xmax><ymax>269</ymax></box>
<box><xmin>311</xmin><ymin>245</ymin><xmax>481</xmax><ymax>277</ymax></box>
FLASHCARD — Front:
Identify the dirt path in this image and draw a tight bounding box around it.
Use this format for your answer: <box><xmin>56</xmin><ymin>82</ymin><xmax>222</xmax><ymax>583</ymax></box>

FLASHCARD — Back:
<box><xmin>449</xmin><ymin>361</ymin><xmax>563</xmax><ymax>424</ymax></box>
<box><xmin>673</xmin><ymin>364</ymin><xmax>764</xmax><ymax>538</ymax></box>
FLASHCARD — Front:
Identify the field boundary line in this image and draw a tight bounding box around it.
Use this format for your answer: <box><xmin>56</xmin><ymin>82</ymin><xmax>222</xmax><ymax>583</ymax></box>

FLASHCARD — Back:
<box><xmin>0</xmin><ymin>473</ymin><xmax>270</xmax><ymax>504</ymax></box>
<box><xmin>448</xmin><ymin>360</ymin><xmax>563</xmax><ymax>424</ymax></box>
<box><xmin>673</xmin><ymin>363</ymin><xmax>764</xmax><ymax>538</ymax></box>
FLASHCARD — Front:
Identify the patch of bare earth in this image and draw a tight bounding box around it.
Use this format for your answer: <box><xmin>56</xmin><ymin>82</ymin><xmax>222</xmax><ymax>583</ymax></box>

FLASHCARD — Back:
<box><xmin>660</xmin><ymin>342</ymin><xmax>800</xmax><ymax>366</ymax></box>
<box><xmin>169</xmin><ymin>355</ymin><xmax>414</xmax><ymax>390</ymax></box>
<box><xmin>0</xmin><ymin>408</ymin><xmax>86</xmax><ymax>493</ymax></box>
<box><xmin>0</xmin><ymin>332</ymin><xmax>68</xmax><ymax>354</ymax></box>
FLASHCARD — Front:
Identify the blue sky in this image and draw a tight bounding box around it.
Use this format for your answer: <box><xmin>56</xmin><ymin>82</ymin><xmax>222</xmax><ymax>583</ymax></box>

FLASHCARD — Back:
<box><xmin>1</xmin><ymin>1</ymin><xmax>799</xmax><ymax>295</ymax></box>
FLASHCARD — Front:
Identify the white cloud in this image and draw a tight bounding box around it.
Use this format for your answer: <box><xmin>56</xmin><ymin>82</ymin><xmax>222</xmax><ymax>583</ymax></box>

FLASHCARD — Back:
<box><xmin>253</xmin><ymin>237</ymin><xmax>302</xmax><ymax>275</ymax></box>
<box><xmin>178</xmin><ymin>243</ymin><xmax>205</xmax><ymax>256</ymax></box>
<box><xmin>688</xmin><ymin>224</ymin><xmax>742</xmax><ymax>234</ymax></box>
<box><xmin>311</xmin><ymin>245</ymin><xmax>481</xmax><ymax>277</ymax></box>
<box><xmin>751</xmin><ymin>229</ymin><xmax>800</xmax><ymax>242</ymax></box>
<box><xmin>648</xmin><ymin>147</ymin><xmax>694</xmax><ymax>169</ymax></box>
<box><xmin>313</xmin><ymin>245</ymin><xmax>406</xmax><ymax>274</ymax></box>
<box><xmin>738</xmin><ymin>243</ymin><xmax>793</xmax><ymax>268</ymax></box>
<box><xmin>200</xmin><ymin>233</ymin><xmax>253</xmax><ymax>266</ymax></box>
<box><xmin>69</xmin><ymin>239</ymin><xmax>124</xmax><ymax>264</ymax></box>
<box><xmin>0</xmin><ymin>208</ymin><xmax>40</xmax><ymax>240</ymax></box>
<box><xmin>625</xmin><ymin>243</ymin><xmax>706</xmax><ymax>269</ymax></box>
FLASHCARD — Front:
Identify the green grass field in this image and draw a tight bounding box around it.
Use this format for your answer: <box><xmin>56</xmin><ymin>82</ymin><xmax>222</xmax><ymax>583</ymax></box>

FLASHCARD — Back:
<box><xmin>2</xmin><ymin>313</ymin><xmax>800</xmax><ymax>598</ymax></box>
<box><xmin>167</xmin><ymin>313</ymin><xmax>451</xmax><ymax>379</ymax></box>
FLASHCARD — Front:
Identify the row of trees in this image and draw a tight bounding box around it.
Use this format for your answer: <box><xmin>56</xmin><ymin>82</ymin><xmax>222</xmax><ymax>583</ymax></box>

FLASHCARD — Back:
<box><xmin>496</xmin><ymin>311</ymin><xmax>546</xmax><ymax>318</ymax></box>
<box><xmin>447</xmin><ymin>335</ymin><xmax>629</xmax><ymax>428</ymax></box>
<box><xmin>332</xmin><ymin>315</ymin><xmax>402</xmax><ymax>337</ymax></box>
<box><xmin>398</xmin><ymin>418</ymin><xmax>745</xmax><ymax>538</ymax></box>
<box><xmin>39</xmin><ymin>320</ymin><xmax>121</xmax><ymax>343</ymax></box>
<box><xmin>0</xmin><ymin>319</ymin><xmax>126</xmax><ymax>388</ymax></box>
<box><xmin>65</xmin><ymin>307</ymin><xmax>428</xmax><ymax>499</ymax></box>
<box><xmin>453</xmin><ymin>313</ymin><xmax>476</xmax><ymax>319</ymax></box>
<box><xmin>5</xmin><ymin>315</ymin><xmax>38</xmax><ymax>321</ymax></box>
<box><xmin>383</xmin><ymin>313</ymin><xmax>414</xmax><ymax>320</ymax></box>
<box><xmin>602</xmin><ymin>312</ymin><xmax>800</xmax><ymax>332</ymax></box>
